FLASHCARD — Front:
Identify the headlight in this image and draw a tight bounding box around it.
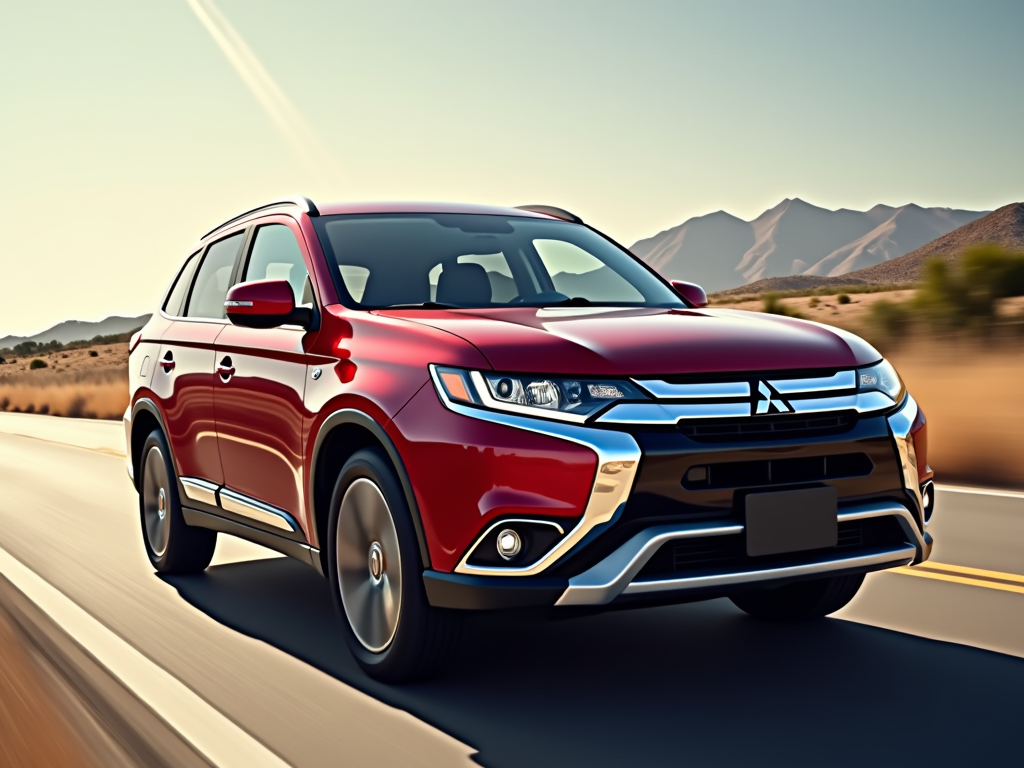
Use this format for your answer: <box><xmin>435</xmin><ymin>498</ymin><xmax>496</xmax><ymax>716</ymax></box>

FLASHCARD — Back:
<box><xmin>431</xmin><ymin>365</ymin><xmax>648</xmax><ymax>422</ymax></box>
<box><xmin>856</xmin><ymin>358</ymin><xmax>905</xmax><ymax>401</ymax></box>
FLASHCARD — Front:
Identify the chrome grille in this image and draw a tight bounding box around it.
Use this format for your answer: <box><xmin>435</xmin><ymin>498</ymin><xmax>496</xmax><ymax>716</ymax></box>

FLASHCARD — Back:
<box><xmin>595</xmin><ymin>370</ymin><xmax>896</xmax><ymax>426</ymax></box>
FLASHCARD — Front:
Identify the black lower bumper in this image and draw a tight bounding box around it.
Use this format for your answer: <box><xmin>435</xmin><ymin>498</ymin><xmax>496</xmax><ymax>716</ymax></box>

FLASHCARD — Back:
<box><xmin>422</xmin><ymin>571</ymin><xmax>566</xmax><ymax>610</ymax></box>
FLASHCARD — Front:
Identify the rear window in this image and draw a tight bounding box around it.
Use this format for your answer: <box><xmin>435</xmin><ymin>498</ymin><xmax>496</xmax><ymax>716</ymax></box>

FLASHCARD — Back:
<box><xmin>312</xmin><ymin>214</ymin><xmax>682</xmax><ymax>310</ymax></box>
<box><xmin>163</xmin><ymin>251</ymin><xmax>200</xmax><ymax>316</ymax></box>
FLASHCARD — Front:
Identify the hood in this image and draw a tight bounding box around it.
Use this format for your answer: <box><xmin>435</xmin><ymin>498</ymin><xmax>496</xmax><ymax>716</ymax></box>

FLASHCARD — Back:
<box><xmin>378</xmin><ymin>306</ymin><xmax>881</xmax><ymax>376</ymax></box>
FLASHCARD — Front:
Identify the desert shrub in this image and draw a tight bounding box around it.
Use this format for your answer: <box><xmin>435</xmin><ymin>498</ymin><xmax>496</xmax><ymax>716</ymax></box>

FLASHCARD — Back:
<box><xmin>89</xmin><ymin>350</ymin><xmax>98</xmax><ymax>358</ymax></box>
<box><xmin>909</xmin><ymin>246</ymin><xmax>1024</xmax><ymax>336</ymax></box>
<box><xmin>0</xmin><ymin>397</ymin><xmax>8</xmax><ymax>411</ymax></box>
<box><xmin>837</xmin><ymin>294</ymin><xmax>851</xmax><ymax>305</ymax></box>
<box><xmin>37</xmin><ymin>404</ymin><xmax>49</xmax><ymax>415</ymax></box>
<box><xmin>29</xmin><ymin>359</ymin><xmax>48</xmax><ymax>369</ymax></box>
<box><xmin>66</xmin><ymin>396</ymin><xmax>87</xmax><ymax>418</ymax></box>
<box><xmin>808</xmin><ymin>297</ymin><xmax>820</xmax><ymax>308</ymax></box>
<box><xmin>763</xmin><ymin>293</ymin><xmax>805</xmax><ymax>319</ymax></box>
<box><xmin>870</xmin><ymin>299</ymin><xmax>914</xmax><ymax>338</ymax></box>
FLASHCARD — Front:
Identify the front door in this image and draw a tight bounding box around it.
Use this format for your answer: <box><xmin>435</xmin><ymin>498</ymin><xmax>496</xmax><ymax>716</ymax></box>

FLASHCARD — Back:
<box><xmin>214</xmin><ymin>220</ymin><xmax>318</xmax><ymax>535</ymax></box>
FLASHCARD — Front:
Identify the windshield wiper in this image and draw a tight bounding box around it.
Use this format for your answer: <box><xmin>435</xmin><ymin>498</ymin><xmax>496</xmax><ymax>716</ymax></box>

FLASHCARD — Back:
<box><xmin>380</xmin><ymin>301</ymin><xmax>461</xmax><ymax>310</ymax></box>
<box><xmin>545</xmin><ymin>297</ymin><xmax>595</xmax><ymax>307</ymax></box>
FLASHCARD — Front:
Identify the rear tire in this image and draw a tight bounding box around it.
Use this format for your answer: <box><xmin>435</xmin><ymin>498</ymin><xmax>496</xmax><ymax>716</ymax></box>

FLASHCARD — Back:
<box><xmin>327</xmin><ymin>447</ymin><xmax>461</xmax><ymax>682</ymax></box>
<box><xmin>139</xmin><ymin>430</ymin><xmax>216</xmax><ymax>574</ymax></box>
<box><xmin>729</xmin><ymin>574</ymin><xmax>864</xmax><ymax>621</ymax></box>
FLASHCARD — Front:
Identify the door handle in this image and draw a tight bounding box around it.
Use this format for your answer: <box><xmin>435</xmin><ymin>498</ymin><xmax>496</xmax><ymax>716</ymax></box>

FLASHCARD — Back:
<box><xmin>217</xmin><ymin>356</ymin><xmax>235</xmax><ymax>381</ymax></box>
<box><xmin>160</xmin><ymin>353</ymin><xmax>175</xmax><ymax>372</ymax></box>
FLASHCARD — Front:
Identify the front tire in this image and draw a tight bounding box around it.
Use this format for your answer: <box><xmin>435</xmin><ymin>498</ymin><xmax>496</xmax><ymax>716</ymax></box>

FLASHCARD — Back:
<box><xmin>327</xmin><ymin>448</ymin><xmax>460</xmax><ymax>682</ymax></box>
<box><xmin>729</xmin><ymin>574</ymin><xmax>864</xmax><ymax>621</ymax></box>
<box><xmin>139</xmin><ymin>429</ymin><xmax>217</xmax><ymax>574</ymax></box>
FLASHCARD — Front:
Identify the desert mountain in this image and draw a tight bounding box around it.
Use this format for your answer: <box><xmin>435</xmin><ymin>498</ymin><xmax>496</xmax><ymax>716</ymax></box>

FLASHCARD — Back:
<box><xmin>843</xmin><ymin>202</ymin><xmax>1024</xmax><ymax>284</ymax></box>
<box><xmin>632</xmin><ymin>199</ymin><xmax>986</xmax><ymax>292</ymax></box>
<box><xmin>0</xmin><ymin>314</ymin><xmax>151</xmax><ymax>350</ymax></box>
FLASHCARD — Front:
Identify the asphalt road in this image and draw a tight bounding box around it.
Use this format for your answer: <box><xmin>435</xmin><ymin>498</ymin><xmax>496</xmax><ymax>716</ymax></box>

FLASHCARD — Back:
<box><xmin>1</xmin><ymin>414</ymin><xmax>1023</xmax><ymax>767</ymax></box>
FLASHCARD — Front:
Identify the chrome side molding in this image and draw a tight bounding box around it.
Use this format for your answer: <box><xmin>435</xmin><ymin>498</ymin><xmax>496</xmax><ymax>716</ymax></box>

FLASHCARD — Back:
<box><xmin>180</xmin><ymin>477</ymin><xmax>220</xmax><ymax>507</ymax></box>
<box><xmin>556</xmin><ymin>500</ymin><xmax>927</xmax><ymax>606</ymax></box>
<box><xmin>219</xmin><ymin>488</ymin><xmax>299</xmax><ymax>533</ymax></box>
<box><xmin>179</xmin><ymin>477</ymin><xmax>299</xmax><ymax>534</ymax></box>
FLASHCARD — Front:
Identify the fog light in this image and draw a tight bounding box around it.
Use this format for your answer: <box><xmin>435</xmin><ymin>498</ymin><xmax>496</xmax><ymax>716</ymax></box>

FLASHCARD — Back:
<box><xmin>496</xmin><ymin>529</ymin><xmax>522</xmax><ymax>560</ymax></box>
<box><xmin>921</xmin><ymin>480</ymin><xmax>935</xmax><ymax>524</ymax></box>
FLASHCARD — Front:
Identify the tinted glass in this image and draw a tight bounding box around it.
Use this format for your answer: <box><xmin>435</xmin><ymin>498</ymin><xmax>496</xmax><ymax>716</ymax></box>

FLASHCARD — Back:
<box><xmin>163</xmin><ymin>251</ymin><xmax>200</xmax><ymax>316</ymax></box>
<box><xmin>313</xmin><ymin>214</ymin><xmax>682</xmax><ymax>309</ymax></box>
<box><xmin>244</xmin><ymin>224</ymin><xmax>311</xmax><ymax>305</ymax></box>
<box><xmin>185</xmin><ymin>233</ymin><xmax>244</xmax><ymax>319</ymax></box>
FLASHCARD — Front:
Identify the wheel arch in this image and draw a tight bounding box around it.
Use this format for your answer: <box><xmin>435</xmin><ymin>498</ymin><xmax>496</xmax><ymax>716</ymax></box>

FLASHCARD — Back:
<box><xmin>310</xmin><ymin>409</ymin><xmax>431</xmax><ymax>570</ymax></box>
<box><xmin>129</xmin><ymin>398</ymin><xmax>168</xmax><ymax>491</ymax></box>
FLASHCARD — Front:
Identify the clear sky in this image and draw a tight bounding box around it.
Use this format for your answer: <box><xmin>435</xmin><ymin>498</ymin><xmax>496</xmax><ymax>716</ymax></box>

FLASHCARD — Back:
<box><xmin>1</xmin><ymin>0</ymin><xmax>1022</xmax><ymax>337</ymax></box>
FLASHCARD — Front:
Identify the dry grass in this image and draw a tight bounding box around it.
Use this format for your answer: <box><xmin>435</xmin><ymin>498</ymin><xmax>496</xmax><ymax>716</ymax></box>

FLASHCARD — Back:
<box><xmin>890</xmin><ymin>346</ymin><xmax>1024</xmax><ymax>489</ymax></box>
<box><xmin>0</xmin><ymin>344</ymin><xmax>128</xmax><ymax>420</ymax></box>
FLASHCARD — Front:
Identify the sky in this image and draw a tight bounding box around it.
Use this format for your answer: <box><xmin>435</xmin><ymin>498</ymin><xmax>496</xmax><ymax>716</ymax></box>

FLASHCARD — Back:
<box><xmin>1</xmin><ymin>0</ymin><xmax>1023</xmax><ymax>337</ymax></box>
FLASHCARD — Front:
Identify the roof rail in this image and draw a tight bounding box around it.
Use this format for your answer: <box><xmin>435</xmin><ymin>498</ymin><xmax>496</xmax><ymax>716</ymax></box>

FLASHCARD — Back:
<box><xmin>201</xmin><ymin>196</ymin><xmax>319</xmax><ymax>240</ymax></box>
<box><xmin>514</xmin><ymin>205</ymin><xmax>583</xmax><ymax>224</ymax></box>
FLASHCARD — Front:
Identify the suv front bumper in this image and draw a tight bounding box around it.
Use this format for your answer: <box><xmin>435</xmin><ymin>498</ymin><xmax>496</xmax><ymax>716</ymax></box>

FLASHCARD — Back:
<box><xmin>421</xmin><ymin>391</ymin><xmax>931</xmax><ymax>610</ymax></box>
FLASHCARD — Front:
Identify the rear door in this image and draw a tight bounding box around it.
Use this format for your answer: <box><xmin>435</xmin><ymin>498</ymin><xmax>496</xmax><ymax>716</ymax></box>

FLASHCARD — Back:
<box><xmin>213</xmin><ymin>218</ymin><xmax>318</xmax><ymax>533</ymax></box>
<box><xmin>152</xmin><ymin>231</ymin><xmax>245</xmax><ymax>486</ymax></box>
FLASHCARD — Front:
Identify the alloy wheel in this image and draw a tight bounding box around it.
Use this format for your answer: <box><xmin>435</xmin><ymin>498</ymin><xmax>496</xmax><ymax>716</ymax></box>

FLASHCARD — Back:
<box><xmin>336</xmin><ymin>478</ymin><xmax>403</xmax><ymax>653</ymax></box>
<box><xmin>142</xmin><ymin>445</ymin><xmax>170</xmax><ymax>558</ymax></box>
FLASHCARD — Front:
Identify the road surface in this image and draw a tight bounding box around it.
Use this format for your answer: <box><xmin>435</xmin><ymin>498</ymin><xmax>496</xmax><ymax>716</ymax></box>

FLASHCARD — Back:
<box><xmin>1</xmin><ymin>412</ymin><xmax>1022</xmax><ymax>767</ymax></box>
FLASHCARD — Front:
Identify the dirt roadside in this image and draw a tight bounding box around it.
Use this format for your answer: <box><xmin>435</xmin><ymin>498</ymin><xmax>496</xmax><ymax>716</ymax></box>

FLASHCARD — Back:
<box><xmin>0</xmin><ymin>576</ymin><xmax>209</xmax><ymax>768</ymax></box>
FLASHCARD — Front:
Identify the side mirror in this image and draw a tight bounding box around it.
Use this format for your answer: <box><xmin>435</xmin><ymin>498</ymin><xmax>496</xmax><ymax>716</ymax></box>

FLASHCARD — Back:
<box><xmin>224</xmin><ymin>280</ymin><xmax>312</xmax><ymax>329</ymax></box>
<box><xmin>671</xmin><ymin>280</ymin><xmax>708</xmax><ymax>309</ymax></box>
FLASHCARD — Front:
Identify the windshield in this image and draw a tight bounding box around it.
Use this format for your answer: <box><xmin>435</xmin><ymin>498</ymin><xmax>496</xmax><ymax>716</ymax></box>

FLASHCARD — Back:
<box><xmin>312</xmin><ymin>213</ymin><xmax>684</xmax><ymax>310</ymax></box>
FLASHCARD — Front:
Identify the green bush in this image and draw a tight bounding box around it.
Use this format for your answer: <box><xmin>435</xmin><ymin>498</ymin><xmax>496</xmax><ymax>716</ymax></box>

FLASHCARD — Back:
<box><xmin>762</xmin><ymin>293</ymin><xmax>805</xmax><ymax>319</ymax></box>
<box><xmin>837</xmin><ymin>294</ymin><xmax>851</xmax><ymax>305</ymax></box>
<box><xmin>808</xmin><ymin>297</ymin><xmax>820</xmax><ymax>308</ymax></box>
<box><xmin>29</xmin><ymin>358</ymin><xmax>48</xmax><ymax>369</ymax></box>
<box><xmin>869</xmin><ymin>299</ymin><xmax>914</xmax><ymax>338</ymax></box>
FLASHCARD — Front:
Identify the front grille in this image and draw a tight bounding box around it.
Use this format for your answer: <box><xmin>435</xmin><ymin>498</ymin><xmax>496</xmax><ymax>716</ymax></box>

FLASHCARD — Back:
<box><xmin>681</xmin><ymin>452</ymin><xmax>873</xmax><ymax>490</ymax></box>
<box><xmin>638</xmin><ymin>516</ymin><xmax>905</xmax><ymax>580</ymax></box>
<box><xmin>677</xmin><ymin>412</ymin><xmax>857</xmax><ymax>442</ymax></box>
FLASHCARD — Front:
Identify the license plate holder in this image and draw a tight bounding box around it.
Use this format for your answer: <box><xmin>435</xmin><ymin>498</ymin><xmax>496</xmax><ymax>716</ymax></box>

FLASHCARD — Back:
<box><xmin>745</xmin><ymin>487</ymin><xmax>838</xmax><ymax>557</ymax></box>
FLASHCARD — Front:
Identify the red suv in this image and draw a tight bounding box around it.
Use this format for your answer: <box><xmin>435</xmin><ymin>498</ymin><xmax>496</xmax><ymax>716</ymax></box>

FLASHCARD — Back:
<box><xmin>125</xmin><ymin>198</ymin><xmax>934</xmax><ymax>681</ymax></box>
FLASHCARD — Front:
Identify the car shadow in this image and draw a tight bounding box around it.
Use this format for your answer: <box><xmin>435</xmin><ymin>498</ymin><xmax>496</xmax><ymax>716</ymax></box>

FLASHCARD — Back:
<box><xmin>163</xmin><ymin>557</ymin><xmax>1024</xmax><ymax>768</ymax></box>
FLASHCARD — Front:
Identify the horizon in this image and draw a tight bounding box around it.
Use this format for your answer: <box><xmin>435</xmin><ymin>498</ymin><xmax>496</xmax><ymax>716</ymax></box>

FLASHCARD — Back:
<box><xmin>2</xmin><ymin>0</ymin><xmax>1023</xmax><ymax>335</ymax></box>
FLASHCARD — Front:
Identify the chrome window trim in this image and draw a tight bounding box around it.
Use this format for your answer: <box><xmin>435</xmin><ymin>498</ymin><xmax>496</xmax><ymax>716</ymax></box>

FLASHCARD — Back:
<box><xmin>180</xmin><ymin>477</ymin><xmax>220</xmax><ymax>507</ymax></box>
<box><xmin>767</xmin><ymin>370</ymin><xmax>856</xmax><ymax>394</ymax></box>
<box><xmin>219</xmin><ymin>488</ymin><xmax>299</xmax><ymax>533</ymax></box>
<box><xmin>555</xmin><ymin>500</ymin><xmax>928</xmax><ymax>606</ymax></box>
<box><xmin>430</xmin><ymin>365</ymin><xmax>642</xmax><ymax>577</ymax></box>
<box><xmin>632</xmin><ymin>380</ymin><xmax>751</xmax><ymax>400</ymax></box>
<box><xmin>455</xmin><ymin>518</ymin><xmax>567</xmax><ymax>573</ymax></box>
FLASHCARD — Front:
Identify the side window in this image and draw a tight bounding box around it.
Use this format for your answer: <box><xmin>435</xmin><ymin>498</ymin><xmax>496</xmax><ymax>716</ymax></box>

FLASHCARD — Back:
<box><xmin>533</xmin><ymin>239</ymin><xmax>644</xmax><ymax>302</ymax></box>
<box><xmin>185</xmin><ymin>233</ymin><xmax>245</xmax><ymax>319</ymax></box>
<box><xmin>244</xmin><ymin>224</ymin><xmax>311</xmax><ymax>305</ymax></box>
<box><xmin>163</xmin><ymin>251</ymin><xmax>200</xmax><ymax>316</ymax></box>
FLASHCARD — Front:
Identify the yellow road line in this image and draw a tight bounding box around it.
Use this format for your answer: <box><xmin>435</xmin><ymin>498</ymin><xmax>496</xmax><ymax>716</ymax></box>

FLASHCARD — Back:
<box><xmin>891</xmin><ymin>566</ymin><xmax>1024</xmax><ymax>595</ymax></box>
<box><xmin>920</xmin><ymin>561</ymin><xmax>1024</xmax><ymax>585</ymax></box>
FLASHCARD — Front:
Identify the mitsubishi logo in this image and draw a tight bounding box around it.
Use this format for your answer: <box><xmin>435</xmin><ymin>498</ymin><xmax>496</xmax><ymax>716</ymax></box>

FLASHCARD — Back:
<box><xmin>754</xmin><ymin>381</ymin><xmax>790</xmax><ymax>415</ymax></box>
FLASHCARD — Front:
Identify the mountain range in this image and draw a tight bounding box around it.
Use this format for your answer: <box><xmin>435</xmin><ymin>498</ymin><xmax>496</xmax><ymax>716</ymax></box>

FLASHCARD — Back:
<box><xmin>0</xmin><ymin>315</ymin><xmax>151</xmax><ymax>350</ymax></box>
<box><xmin>631</xmin><ymin>199</ymin><xmax>988</xmax><ymax>292</ymax></box>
